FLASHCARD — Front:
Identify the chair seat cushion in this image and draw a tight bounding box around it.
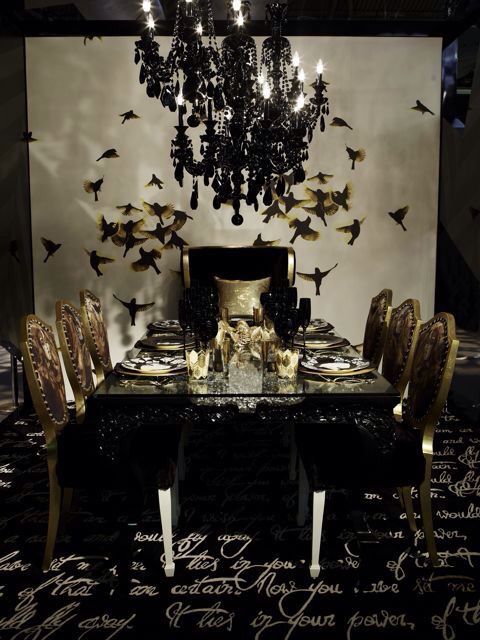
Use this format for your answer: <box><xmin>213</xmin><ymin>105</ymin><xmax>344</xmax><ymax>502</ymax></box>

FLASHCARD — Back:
<box><xmin>295</xmin><ymin>408</ymin><xmax>425</xmax><ymax>491</ymax></box>
<box><xmin>56</xmin><ymin>420</ymin><xmax>181</xmax><ymax>491</ymax></box>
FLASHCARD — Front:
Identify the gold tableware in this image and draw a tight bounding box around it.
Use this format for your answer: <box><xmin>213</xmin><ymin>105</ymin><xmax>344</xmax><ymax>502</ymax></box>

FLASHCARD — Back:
<box><xmin>186</xmin><ymin>348</ymin><xmax>210</xmax><ymax>380</ymax></box>
<box><xmin>275</xmin><ymin>348</ymin><xmax>299</xmax><ymax>380</ymax></box>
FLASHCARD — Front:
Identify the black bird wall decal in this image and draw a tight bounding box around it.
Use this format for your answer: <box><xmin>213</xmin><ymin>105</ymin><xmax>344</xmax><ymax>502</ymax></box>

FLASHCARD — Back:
<box><xmin>113</xmin><ymin>295</ymin><xmax>154</xmax><ymax>326</ymax></box>
<box><xmin>331</xmin><ymin>183</ymin><xmax>353</xmax><ymax>211</ymax></box>
<box><xmin>84</xmin><ymin>249</ymin><xmax>114</xmax><ymax>277</ymax></box>
<box><xmin>140</xmin><ymin>222</ymin><xmax>172</xmax><ymax>244</ymax></box>
<box><xmin>388</xmin><ymin>206</ymin><xmax>409</xmax><ymax>231</ymax></box>
<box><xmin>346</xmin><ymin>146</ymin><xmax>366</xmax><ymax>170</ymax></box>
<box><xmin>83</xmin><ymin>36</ymin><xmax>102</xmax><ymax>45</ymax></box>
<box><xmin>119</xmin><ymin>110</ymin><xmax>140</xmax><ymax>124</ymax></box>
<box><xmin>97</xmin><ymin>214</ymin><xmax>119</xmax><ymax>242</ymax></box>
<box><xmin>163</xmin><ymin>231</ymin><xmax>188</xmax><ymax>251</ymax></box>
<box><xmin>301</xmin><ymin>201</ymin><xmax>337</xmax><ymax>227</ymax></box>
<box><xmin>41</xmin><ymin>237</ymin><xmax>62</xmax><ymax>263</ymax></box>
<box><xmin>272</xmin><ymin>172</ymin><xmax>295</xmax><ymax>195</ymax></box>
<box><xmin>307</xmin><ymin>171</ymin><xmax>334</xmax><ymax>185</ymax></box>
<box><xmin>96</xmin><ymin>148</ymin><xmax>119</xmax><ymax>161</ymax></box>
<box><xmin>145</xmin><ymin>174</ymin><xmax>164</xmax><ymax>189</ymax></box>
<box><xmin>411</xmin><ymin>100</ymin><xmax>434</xmax><ymax>116</ymax></box>
<box><xmin>112</xmin><ymin>220</ymin><xmax>145</xmax><ymax>252</ymax></box>
<box><xmin>469</xmin><ymin>206</ymin><xmax>480</xmax><ymax>219</ymax></box>
<box><xmin>336</xmin><ymin>217</ymin><xmax>366</xmax><ymax>246</ymax></box>
<box><xmin>22</xmin><ymin>131</ymin><xmax>37</xmax><ymax>143</ymax></box>
<box><xmin>131</xmin><ymin>247</ymin><xmax>162</xmax><ymax>275</ymax></box>
<box><xmin>168</xmin><ymin>210</ymin><xmax>193</xmax><ymax>231</ymax></box>
<box><xmin>8</xmin><ymin>240</ymin><xmax>20</xmax><ymax>263</ymax></box>
<box><xmin>116</xmin><ymin>203</ymin><xmax>142</xmax><ymax>216</ymax></box>
<box><xmin>288</xmin><ymin>217</ymin><xmax>320</xmax><ymax>244</ymax></box>
<box><xmin>261</xmin><ymin>200</ymin><xmax>288</xmax><ymax>223</ymax></box>
<box><xmin>297</xmin><ymin>263</ymin><xmax>338</xmax><ymax>295</ymax></box>
<box><xmin>305</xmin><ymin>186</ymin><xmax>333</xmax><ymax>206</ymax></box>
<box><xmin>83</xmin><ymin>177</ymin><xmax>104</xmax><ymax>201</ymax></box>
<box><xmin>253</xmin><ymin>234</ymin><xmax>280</xmax><ymax>247</ymax></box>
<box><xmin>279</xmin><ymin>193</ymin><xmax>310</xmax><ymax>214</ymax></box>
<box><xmin>330</xmin><ymin>117</ymin><xmax>353</xmax><ymax>130</ymax></box>
<box><xmin>122</xmin><ymin>235</ymin><xmax>147</xmax><ymax>258</ymax></box>
<box><xmin>142</xmin><ymin>200</ymin><xmax>175</xmax><ymax>224</ymax></box>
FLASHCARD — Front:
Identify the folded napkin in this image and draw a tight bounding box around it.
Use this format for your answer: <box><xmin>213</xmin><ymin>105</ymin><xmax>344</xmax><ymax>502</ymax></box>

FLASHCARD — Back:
<box><xmin>318</xmin><ymin>362</ymin><xmax>351</xmax><ymax>371</ymax></box>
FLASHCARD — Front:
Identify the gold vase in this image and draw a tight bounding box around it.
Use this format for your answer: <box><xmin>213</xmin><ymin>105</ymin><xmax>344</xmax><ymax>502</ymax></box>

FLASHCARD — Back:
<box><xmin>186</xmin><ymin>349</ymin><xmax>210</xmax><ymax>380</ymax></box>
<box><xmin>275</xmin><ymin>348</ymin><xmax>299</xmax><ymax>380</ymax></box>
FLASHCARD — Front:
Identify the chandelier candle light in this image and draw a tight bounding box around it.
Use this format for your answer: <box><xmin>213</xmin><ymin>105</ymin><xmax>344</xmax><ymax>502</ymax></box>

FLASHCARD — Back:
<box><xmin>135</xmin><ymin>0</ymin><xmax>330</xmax><ymax>225</ymax></box>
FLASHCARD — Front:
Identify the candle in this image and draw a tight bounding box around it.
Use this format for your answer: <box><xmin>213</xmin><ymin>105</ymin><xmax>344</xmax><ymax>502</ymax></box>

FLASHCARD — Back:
<box><xmin>142</xmin><ymin>0</ymin><xmax>151</xmax><ymax>12</ymax></box>
<box><xmin>316</xmin><ymin>58</ymin><xmax>324</xmax><ymax>83</ymax></box>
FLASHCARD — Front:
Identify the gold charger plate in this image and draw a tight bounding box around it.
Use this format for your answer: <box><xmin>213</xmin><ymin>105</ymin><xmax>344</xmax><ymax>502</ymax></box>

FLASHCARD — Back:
<box><xmin>295</xmin><ymin>335</ymin><xmax>349</xmax><ymax>350</ymax></box>
<box><xmin>137</xmin><ymin>336</ymin><xmax>193</xmax><ymax>352</ymax></box>
<box><xmin>299</xmin><ymin>365</ymin><xmax>376</xmax><ymax>377</ymax></box>
<box><xmin>115</xmin><ymin>363</ymin><xmax>187</xmax><ymax>378</ymax></box>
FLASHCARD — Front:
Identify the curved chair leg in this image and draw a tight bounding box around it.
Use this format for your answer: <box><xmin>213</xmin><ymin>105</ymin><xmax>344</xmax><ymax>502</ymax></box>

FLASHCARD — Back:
<box><xmin>401</xmin><ymin>486</ymin><xmax>418</xmax><ymax>533</ymax></box>
<box><xmin>418</xmin><ymin>456</ymin><xmax>438</xmax><ymax>566</ymax></box>
<box><xmin>310</xmin><ymin>490</ymin><xmax>326</xmax><ymax>579</ymax></box>
<box><xmin>158</xmin><ymin>488</ymin><xmax>175</xmax><ymax>577</ymax></box>
<box><xmin>297</xmin><ymin>460</ymin><xmax>309</xmax><ymax>526</ymax></box>
<box><xmin>43</xmin><ymin>459</ymin><xmax>62</xmax><ymax>572</ymax></box>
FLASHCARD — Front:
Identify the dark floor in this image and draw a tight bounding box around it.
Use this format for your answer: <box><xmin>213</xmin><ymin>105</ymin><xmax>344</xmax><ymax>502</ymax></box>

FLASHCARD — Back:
<box><xmin>0</xmin><ymin>406</ymin><xmax>479</xmax><ymax>639</ymax></box>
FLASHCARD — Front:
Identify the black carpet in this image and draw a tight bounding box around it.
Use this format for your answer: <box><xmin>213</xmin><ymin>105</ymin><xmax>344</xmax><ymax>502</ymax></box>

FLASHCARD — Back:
<box><xmin>0</xmin><ymin>409</ymin><xmax>479</xmax><ymax>639</ymax></box>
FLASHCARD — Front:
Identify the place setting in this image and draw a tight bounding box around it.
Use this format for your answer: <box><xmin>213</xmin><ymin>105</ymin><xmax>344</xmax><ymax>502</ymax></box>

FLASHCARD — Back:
<box><xmin>136</xmin><ymin>333</ymin><xmax>194</xmax><ymax>352</ymax></box>
<box><xmin>115</xmin><ymin>353</ymin><xmax>187</xmax><ymax>378</ymax></box>
<box><xmin>299</xmin><ymin>351</ymin><xmax>375</xmax><ymax>378</ymax></box>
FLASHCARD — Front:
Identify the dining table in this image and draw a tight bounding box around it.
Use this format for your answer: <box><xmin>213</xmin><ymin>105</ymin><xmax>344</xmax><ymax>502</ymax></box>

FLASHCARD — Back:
<box><xmin>88</xmin><ymin>319</ymin><xmax>400</xmax><ymax>463</ymax></box>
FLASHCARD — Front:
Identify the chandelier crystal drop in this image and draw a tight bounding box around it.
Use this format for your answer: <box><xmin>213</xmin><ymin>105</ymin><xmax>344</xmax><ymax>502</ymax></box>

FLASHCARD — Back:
<box><xmin>134</xmin><ymin>0</ymin><xmax>330</xmax><ymax>225</ymax></box>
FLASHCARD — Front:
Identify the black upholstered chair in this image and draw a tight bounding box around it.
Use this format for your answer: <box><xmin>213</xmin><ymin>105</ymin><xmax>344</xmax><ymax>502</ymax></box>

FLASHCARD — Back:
<box><xmin>181</xmin><ymin>245</ymin><xmax>296</xmax><ymax>288</ymax></box>
<box><xmin>20</xmin><ymin>314</ymin><xmax>181</xmax><ymax>576</ymax></box>
<box><xmin>295</xmin><ymin>312</ymin><xmax>458</xmax><ymax>578</ymax></box>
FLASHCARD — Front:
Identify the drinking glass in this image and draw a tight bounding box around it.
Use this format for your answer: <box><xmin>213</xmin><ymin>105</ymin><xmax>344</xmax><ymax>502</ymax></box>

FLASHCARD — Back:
<box><xmin>298</xmin><ymin>297</ymin><xmax>311</xmax><ymax>356</ymax></box>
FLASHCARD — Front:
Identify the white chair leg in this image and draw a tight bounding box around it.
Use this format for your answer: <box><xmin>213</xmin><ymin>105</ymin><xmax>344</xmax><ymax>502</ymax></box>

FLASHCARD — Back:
<box><xmin>178</xmin><ymin>433</ymin><xmax>186</xmax><ymax>482</ymax></box>
<box><xmin>310</xmin><ymin>490</ymin><xmax>326</xmax><ymax>579</ymax></box>
<box><xmin>158</xmin><ymin>488</ymin><xmax>175</xmax><ymax>577</ymax></box>
<box><xmin>289</xmin><ymin>429</ymin><xmax>298</xmax><ymax>481</ymax></box>
<box><xmin>297</xmin><ymin>459</ymin><xmax>309</xmax><ymax>526</ymax></box>
<box><xmin>172</xmin><ymin>472</ymin><xmax>180</xmax><ymax>527</ymax></box>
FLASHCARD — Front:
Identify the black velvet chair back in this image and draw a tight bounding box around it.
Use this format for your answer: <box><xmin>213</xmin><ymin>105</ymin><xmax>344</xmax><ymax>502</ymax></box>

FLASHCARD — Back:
<box><xmin>181</xmin><ymin>245</ymin><xmax>296</xmax><ymax>288</ymax></box>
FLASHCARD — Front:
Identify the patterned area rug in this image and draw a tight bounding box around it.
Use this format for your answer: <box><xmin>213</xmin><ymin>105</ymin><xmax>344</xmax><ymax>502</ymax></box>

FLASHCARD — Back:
<box><xmin>0</xmin><ymin>409</ymin><xmax>479</xmax><ymax>639</ymax></box>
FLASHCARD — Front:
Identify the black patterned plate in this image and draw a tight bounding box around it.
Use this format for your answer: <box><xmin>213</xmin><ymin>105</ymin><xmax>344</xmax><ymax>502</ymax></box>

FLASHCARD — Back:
<box><xmin>147</xmin><ymin>319</ymin><xmax>182</xmax><ymax>334</ymax></box>
<box><xmin>306</xmin><ymin>319</ymin><xmax>334</xmax><ymax>333</ymax></box>
<box><xmin>294</xmin><ymin>333</ymin><xmax>349</xmax><ymax>350</ymax></box>
<box><xmin>116</xmin><ymin>354</ymin><xmax>186</xmax><ymax>377</ymax></box>
<box><xmin>137</xmin><ymin>335</ymin><xmax>193</xmax><ymax>351</ymax></box>
<box><xmin>300</xmin><ymin>351</ymin><xmax>375</xmax><ymax>377</ymax></box>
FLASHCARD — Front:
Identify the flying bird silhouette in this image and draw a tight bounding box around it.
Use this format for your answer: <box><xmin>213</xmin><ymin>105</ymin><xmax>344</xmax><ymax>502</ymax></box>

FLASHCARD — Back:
<box><xmin>84</xmin><ymin>249</ymin><xmax>114</xmax><ymax>277</ymax></box>
<box><xmin>301</xmin><ymin>201</ymin><xmax>338</xmax><ymax>227</ymax></box>
<box><xmin>83</xmin><ymin>36</ymin><xmax>102</xmax><ymax>45</ymax></box>
<box><xmin>346</xmin><ymin>146</ymin><xmax>366</xmax><ymax>170</ymax></box>
<box><xmin>279</xmin><ymin>193</ymin><xmax>310</xmax><ymax>214</ymax></box>
<box><xmin>336</xmin><ymin>218</ymin><xmax>366</xmax><ymax>246</ymax></box>
<box><xmin>142</xmin><ymin>200</ymin><xmax>175</xmax><ymax>224</ymax></box>
<box><xmin>331</xmin><ymin>183</ymin><xmax>353</xmax><ymax>211</ymax></box>
<box><xmin>41</xmin><ymin>237</ymin><xmax>62</xmax><ymax>263</ymax></box>
<box><xmin>307</xmin><ymin>171</ymin><xmax>334</xmax><ymax>185</ymax></box>
<box><xmin>253</xmin><ymin>234</ymin><xmax>280</xmax><ymax>247</ymax></box>
<box><xmin>288</xmin><ymin>217</ymin><xmax>320</xmax><ymax>244</ymax></box>
<box><xmin>469</xmin><ymin>206</ymin><xmax>480</xmax><ymax>219</ymax></box>
<box><xmin>131</xmin><ymin>247</ymin><xmax>162</xmax><ymax>275</ymax></box>
<box><xmin>96</xmin><ymin>148</ymin><xmax>119</xmax><ymax>161</ymax></box>
<box><xmin>305</xmin><ymin>186</ymin><xmax>332</xmax><ymax>206</ymax></box>
<box><xmin>169</xmin><ymin>210</ymin><xmax>193</xmax><ymax>231</ymax></box>
<box><xmin>330</xmin><ymin>117</ymin><xmax>353</xmax><ymax>130</ymax></box>
<box><xmin>22</xmin><ymin>131</ymin><xmax>37</xmax><ymax>143</ymax></box>
<box><xmin>388</xmin><ymin>206</ymin><xmax>409</xmax><ymax>231</ymax></box>
<box><xmin>140</xmin><ymin>222</ymin><xmax>172</xmax><ymax>244</ymax></box>
<box><xmin>97</xmin><ymin>214</ymin><xmax>119</xmax><ymax>242</ymax></box>
<box><xmin>145</xmin><ymin>174</ymin><xmax>164</xmax><ymax>189</ymax></box>
<box><xmin>112</xmin><ymin>220</ymin><xmax>145</xmax><ymax>251</ymax></box>
<box><xmin>113</xmin><ymin>295</ymin><xmax>154</xmax><ymax>326</ymax></box>
<box><xmin>116</xmin><ymin>203</ymin><xmax>142</xmax><ymax>216</ymax></box>
<box><xmin>8</xmin><ymin>240</ymin><xmax>20</xmax><ymax>263</ymax></box>
<box><xmin>411</xmin><ymin>100</ymin><xmax>434</xmax><ymax>116</ymax></box>
<box><xmin>271</xmin><ymin>172</ymin><xmax>296</xmax><ymax>196</ymax></box>
<box><xmin>119</xmin><ymin>110</ymin><xmax>140</xmax><ymax>124</ymax></box>
<box><xmin>261</xmin><ymin>200</ymin><xmax>288</xmax><ymax>224</ymax></box>
<box><xmin>83</xmin><ymin>177</ymin><xmax>104</xmax><ymax>202</ymax></box>
<box><xmin>122</xmin><ymin>235</ymin><xmax>147</xmax><ymax>258</ymax></box>
<box><xmin>297</xmin><ymin>263</ymin><xmax>338</xmax><ymax>296</ymax></box>
<box><xmin>163</xmin><ymin>231</ymin><xmax>188</xmax><ymax>251</ymax></box>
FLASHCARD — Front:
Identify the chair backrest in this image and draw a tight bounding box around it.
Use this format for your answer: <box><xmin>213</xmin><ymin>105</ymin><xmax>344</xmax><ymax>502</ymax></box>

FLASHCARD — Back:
<box><xmin>20</xmin><ymin>315</ymin><xmax>69</xmax><ymax>444</ymax></box>
<box><xmin>181</xmin><ymin>245</ymin><xmax>296</xmax><ymax>288</ymax></box>
<box><xmin>382</xmin><ymin>298</ymin><xmax>421</xmax><ymax>396</ymax></box>
<box><xmin>56</xmin><ymin>300</ymin><xmax>95</xmax><ymax>422</ymax></box>
<box><xmin>79</xmin><ymin>289</ymin><xmax>112</xmax><ymax>384</ymax></box>
<box><xmin>405</xmin><ymin>312</ymin><xmax>459</xmax><ymax>431</ymax></box>
<box><xmin>362</xmin><ymin>288</ymin><xmax>393</xmax><ymax>368</ymax></box>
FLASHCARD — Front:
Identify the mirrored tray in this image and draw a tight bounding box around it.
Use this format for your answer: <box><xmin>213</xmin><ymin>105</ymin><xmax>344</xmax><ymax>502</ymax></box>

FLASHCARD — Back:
<box><xmin>300</xmin><ymin>351</ymin><xmax>375</xmax><ymax>377</ymax></box>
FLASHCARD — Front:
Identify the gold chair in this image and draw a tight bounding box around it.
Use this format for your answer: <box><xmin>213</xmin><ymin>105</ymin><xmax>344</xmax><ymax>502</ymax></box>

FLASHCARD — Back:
<box><xmin>79</xmin><ymin>289</ymin><xmax>113</xmax><ymax>384</ymax></box>
<box><xmin>20</xmin><ymin>314</ymin><xmax>180</xmax><ymax>575</ymax></box>
<box><xmin>296</xmin><ymin>312</ymin><xmax>458</xmax><ymax>577</ymax></box>
<box><xmin>56</xmin><ymin>300</ymin><xmax>95</xmax><ymax>423</ymax></box>
<box><xmin>360</xmin><ymin>288</ymin><xmax>393</xmax><ymax>369</ymax></box>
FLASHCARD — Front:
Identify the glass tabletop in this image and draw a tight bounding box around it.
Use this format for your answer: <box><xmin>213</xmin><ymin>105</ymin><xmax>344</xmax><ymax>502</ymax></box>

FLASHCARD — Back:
<box><xmin>91</xmin><ymin>331</ymin><xmax>399</xmax><ymax>407</ymax></box>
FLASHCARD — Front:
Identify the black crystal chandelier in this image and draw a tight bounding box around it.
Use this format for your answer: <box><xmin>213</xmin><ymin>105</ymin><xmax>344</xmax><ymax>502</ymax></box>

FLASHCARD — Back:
<box><xmin>135</xmin><ymin>0</ymin><xmax>330</xmax><ymax>225</ymax></box>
